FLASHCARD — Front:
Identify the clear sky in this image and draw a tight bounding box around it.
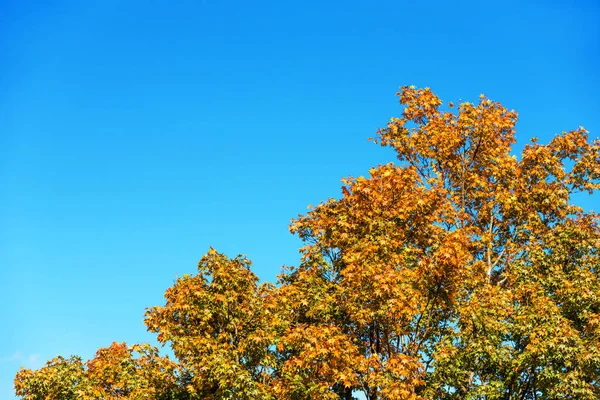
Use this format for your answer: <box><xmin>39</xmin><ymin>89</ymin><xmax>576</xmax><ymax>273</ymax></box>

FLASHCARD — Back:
<box><xmin>1</xmin><ymin>0</ymin><xmax>598</xmax><ymax>398</ymax></box>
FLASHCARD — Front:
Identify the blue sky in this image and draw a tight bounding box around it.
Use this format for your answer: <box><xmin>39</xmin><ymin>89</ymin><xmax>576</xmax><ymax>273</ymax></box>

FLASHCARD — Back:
<box><xmin>1</xmin><ymin>0</ymin><xmax>598</xmax><ymax>398</ymax></box>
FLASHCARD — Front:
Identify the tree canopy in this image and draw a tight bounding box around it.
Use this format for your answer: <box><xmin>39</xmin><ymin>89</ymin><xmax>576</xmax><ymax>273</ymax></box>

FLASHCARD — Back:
<box><xmin>15</xmin><ymin>87</ymin><xmax>600</xmax><ymax>399</ymax></box>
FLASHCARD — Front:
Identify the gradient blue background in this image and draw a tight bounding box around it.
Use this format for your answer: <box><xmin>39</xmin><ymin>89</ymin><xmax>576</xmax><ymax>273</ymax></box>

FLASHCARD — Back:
<box><xmin>1</xmin><ymin>1</ymin><xmax>598</xmax><ymax>398</ymax></box>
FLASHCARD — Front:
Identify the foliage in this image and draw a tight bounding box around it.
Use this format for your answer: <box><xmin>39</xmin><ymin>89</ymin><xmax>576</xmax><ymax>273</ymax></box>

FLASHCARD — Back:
<box><xmin>144</xmin><ymin>249</ymin><xmax>278</xmax><ymax>399</ymax></box>
<box><xmin>14</xmin><ymin>342</ymin><xmax>185</xmax><ymax>399</ymax></box>
<box><xmin>15</xmin><ymin>355</ymin><xmax>86</xmax><ymax>399</ymax></box>
<box><xmin>15</xmin><ymin>87</ymin><xmax>600</xmax><ymax>399</ymax></box>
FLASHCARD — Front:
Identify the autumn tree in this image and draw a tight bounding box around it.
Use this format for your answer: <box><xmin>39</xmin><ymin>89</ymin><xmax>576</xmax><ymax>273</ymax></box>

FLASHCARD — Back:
<box><xmin>15</xmin><ymin>87</ymin><xmax>600</xmax><ymax>399</ymax></box>
<box><xmin>15</xmin><ymin>355</ymin><xmax>87</xmax><ymax>399</ymax></box>
<box><xmin>144</xmin><ymin>248</ymin><xmax>280</xmax><ymax>399</ymax></box>
<box><xmin>282</xmin><ymin>87</ymin><xmax>600</xmax><ymax>399</ymax></box>
<box><xmin>14</xmin><ymin>342</ymin><xmax>185</xmax><ymax>399</ymax></box>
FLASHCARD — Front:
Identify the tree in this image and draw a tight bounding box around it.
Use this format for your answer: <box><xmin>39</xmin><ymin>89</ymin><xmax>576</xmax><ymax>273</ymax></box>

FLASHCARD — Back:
<box><xmin>283</xmin><ymin>87</ymin><xmax>600</xmax><ymax>398</ymax></box>
<box><xmin>144</xmin><ymin>248</ymin><xmax>279</xmax><ymax>399</ymax></box>
<box><xmin>15</xmin><ymin>355</ymin><xmax>87</xmax><ymax>399</ymax></box>
<box><xmin>14</xmin><ymin>342</ymin><xmax>185</xmax><ymax>399</ymax></box>
<box><xmin>15</xmin><ymin>87</ymin><xmax>600</xmax><ymax>399</ymax></box>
